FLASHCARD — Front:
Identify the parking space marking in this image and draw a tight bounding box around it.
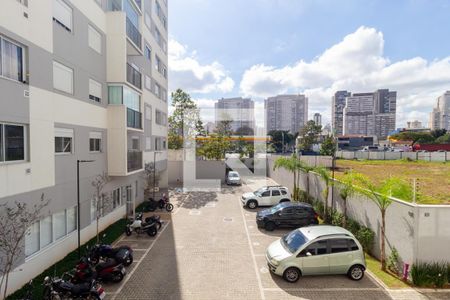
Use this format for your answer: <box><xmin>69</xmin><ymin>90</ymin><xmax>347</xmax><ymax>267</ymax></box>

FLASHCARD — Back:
<box><xmin>111</xmin><ymin>220</ymin><xmax>171</xmax><ymax>300</ymax></box>
<box><xmin>263</xmin><ymin>287</ymin><xmax>383</xmax><ymax>292</ymax></box>
<box><xmin>238</xmin><ymin>197</ymin><xmax>266</xmax><ymax>300</ymax></box>
<box><xmin>132</xmin><ymin>248</ymin><xmax>147</xmax><ymax>251</ymax></box>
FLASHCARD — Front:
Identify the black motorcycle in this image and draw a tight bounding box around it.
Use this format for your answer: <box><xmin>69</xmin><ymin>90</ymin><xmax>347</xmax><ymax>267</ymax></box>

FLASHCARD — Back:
<box><xmin>125</xmin><ymin>212</ymin><xmax>158</xmax><ymax>236</ymax></box>
<box><xmin>42</xmin><ymin>275</ymin><xmax>105</xmax><ymax>300</ymax></box>
<box><xmin>88</xmin><ymin>240</ymin><xmax>133</xmax><ymax>266</ymax></box>
<box><xmin>144</xmin><ymin>197</ymin><xmax>173</xmax><ymax>212</ymax></box>
<box><xmin>145</xmin><ymin>214</ymin><xmax>162</xmax><ymax>230</ymax></box>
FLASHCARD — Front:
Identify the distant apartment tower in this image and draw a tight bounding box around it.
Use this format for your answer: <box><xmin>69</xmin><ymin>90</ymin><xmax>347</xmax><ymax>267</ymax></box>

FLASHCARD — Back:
<box><xmin>429</xmin><ymin>91</ymin><xmax>450</xmax><ymax>130</ymax></box>
<box><xmin>313</xmin><ymin>113</ymin><xmax>322</xmax><ymax>126</ymax></box>
<box><xmin>265</xmin><ymin>94</ymin><xmax>308</xmax><ymax>134</ymax></box>
<box><xmin>407</xmin><ymin>120</ymin><xmax>423</xmax><ymax>129</ymax></box>
<box><xmin>215</xmin><ymin>97</ymin><xmax>255</xmax><ymax>133</ymax></box>
<box><xmin>338</xmin><ymin>89</ymin><xmax>396</xmax><ymax>138</ymax></box>
<box><xmin>0</xmin><ymin>0</ymin><xmax>168</xmax><ymax>296</ymax></box>
<box><xmin>332</xmin><ymin>90</ymin><xmax>351</xmax><ymax>135</ymax></box>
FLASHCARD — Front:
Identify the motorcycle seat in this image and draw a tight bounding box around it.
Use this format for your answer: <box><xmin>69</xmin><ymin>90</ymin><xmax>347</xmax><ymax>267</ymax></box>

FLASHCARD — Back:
<box><xmin>71</xmin><ymin>282</ymin><xmax>91</xmax><ymax>295</ymax></box>
<box><xmin>96</xmin><ymin>258</ymin><xmax>117</xmax><ymax>271</ymax></box>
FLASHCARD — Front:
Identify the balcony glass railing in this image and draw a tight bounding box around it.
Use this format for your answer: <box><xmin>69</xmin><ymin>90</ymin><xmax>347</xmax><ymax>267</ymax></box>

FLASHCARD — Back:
<box><xmin>127</xmin><ymin>63</ymin><xmax>142</xmax><ymax>89</ymax></box>
<box><xmin>127</xmin><ymin>150</ymin><xmax>143</xmax><ymax>172</ymax></box>
<box><xmin>126</xmin><ymin>17</ymin><xmax>141</xmax><ymax>49</ymax></box>
<box><xmin>127</xmin><ymin>107</ymin><xmax>142</xmax><ymax>129</ymax></box>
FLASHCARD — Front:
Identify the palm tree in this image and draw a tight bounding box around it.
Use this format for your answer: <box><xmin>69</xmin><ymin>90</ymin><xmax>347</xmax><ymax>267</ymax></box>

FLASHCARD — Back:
<box><xmin>336</xmin><ymin>172</ymin><xmax>359</xmax><ymax>228</ymax></box>
<box><xmin>354</xmin><ymin>175</ymin><xmax>413</xmax><ymax>271</ymax></box>
<box><xmin>298</xmin><ymin>162</ymin><xmax>315</xmax><ymax>199</ymax></box>
<box><xmin>273</xmin><ymin>155</ymin><xmax>303</xmax><ymax>201</ymax></box>
<box><xmin>314</xmin><ymin>166</ymin><xmax>333</xmax><ymax>221</ymax></box>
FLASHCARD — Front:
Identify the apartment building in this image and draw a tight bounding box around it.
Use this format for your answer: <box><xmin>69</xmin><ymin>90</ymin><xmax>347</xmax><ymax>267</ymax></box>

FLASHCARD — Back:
<box><xmin>332</xmin><ymin>90</ymin><xmax>351</xmax><ymax>135</ymax></box>
<box><xmin>430</xmin><ymin>91</ymin><xmax>450</xmax><ymax>130</ymax></box>
<box><xmin>337</xmin><ymin>89</ymin><xmax>396</xmax><ymax>139</ymax></box>
<box><xmin>0</xmin><ymin>0</ymin><xmax>168</xmax><ymax>295</ymax></box>
<box><xmin>265</xmin><ymin>94</ymin><xmax>308</xmax><ymax>134</ymax></box>
<box><xmin>313</xmin><ymin>113</ymin><xmax>322</xmax><ymax>126</ymax></box>
<box><xmin>214</xmin><ymin>97</ymin><xmax>255</xmax><ymax>133</ymax></box>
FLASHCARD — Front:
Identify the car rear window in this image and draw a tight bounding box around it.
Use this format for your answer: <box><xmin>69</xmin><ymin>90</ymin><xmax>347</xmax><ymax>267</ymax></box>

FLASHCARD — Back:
<box><xmin>281</xmin><ymin>189</ymin><xmax>287</xmax><ymax>195</ymax></box>
<box><xmin>272</xmin><ymin>190</ymin><xmax>281</xmax><ymax>196</ymax></box>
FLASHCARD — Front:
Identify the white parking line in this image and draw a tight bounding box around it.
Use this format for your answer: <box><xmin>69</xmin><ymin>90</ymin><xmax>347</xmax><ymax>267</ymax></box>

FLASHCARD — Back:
<box><xmin>238</xmin><ymin>197</ymin><xmax>266</xmax><ymax>300</ymax></box>
<box><xmin>111</xmin><ymin>221</ymin><xmax>171</xmax><ymax>300</ymax></box>
<box><xmin>263</xmin><ymin>287</ymin><xmax>383</xmax><ymax>292</ymax></box>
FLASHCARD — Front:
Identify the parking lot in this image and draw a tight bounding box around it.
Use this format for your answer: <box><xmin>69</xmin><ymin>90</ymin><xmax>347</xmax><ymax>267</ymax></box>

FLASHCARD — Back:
<box><xmin>104</xmin><ymin>178</ymin><xmax>391</xmax><ymax>300</ymax></box>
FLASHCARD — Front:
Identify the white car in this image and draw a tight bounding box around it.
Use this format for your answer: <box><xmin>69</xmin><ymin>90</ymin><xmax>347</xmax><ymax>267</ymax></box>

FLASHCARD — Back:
<box><xmin>226</xmin><ymin>171</ymin><xmax>241</xmax><ymax>185</ymax></box>
<box><xmin>241</xmin><ymin>186</ymin><xmax>290</xmax><ymax>209</ymax></box>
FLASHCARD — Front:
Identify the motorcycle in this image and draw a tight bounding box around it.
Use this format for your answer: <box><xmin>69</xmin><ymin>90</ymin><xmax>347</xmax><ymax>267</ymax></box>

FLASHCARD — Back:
<box><xmin>144</xmin><ymin>195</ymin><xmax>173</xmax><ymax>212</ymax></box>
<box><xmin>88</xmin><ymin>239</ymin><xmax>133</xmax><ymax>266</ymax></box>
<box><xmin>144</xmin><ymin>214</ymin><xmax>162</xmax><ymax>230</ymax></box>
<box><xmin>73</xmin><ymin>256</ymin><xmax>126</xmax><ymax>283</ymax></box>
<box><xmin>43</xmin><ymin>275</ymin><xmax>105</xmax><ymax>300</ymax></box>
<box><xmin>125</xmin><ymin>212</ymin><xmax>158</xmax><ymax>236</ymax></box>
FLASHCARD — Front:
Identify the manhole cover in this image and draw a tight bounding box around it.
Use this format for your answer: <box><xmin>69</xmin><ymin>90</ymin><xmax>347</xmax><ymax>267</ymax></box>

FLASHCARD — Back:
<box><xmin>189</xmin><ymin>210</ymin><xmax>201</xmax><ymax>215</ymax></box>
<box><xmin>223</xmin><ymin>217</ymin><xmax>233</xmax><ymax>222</ymax></box>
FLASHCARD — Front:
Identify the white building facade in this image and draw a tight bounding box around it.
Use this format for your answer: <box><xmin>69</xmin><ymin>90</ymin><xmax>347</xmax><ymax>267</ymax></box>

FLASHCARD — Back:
<box><xmin>214</xmin><ymin>97</ymin><xmax>255</xmax><ymax>133</ymax></box>
<box><xmin>430</xmin><ymin>91</ymin><xmax>450</xmax><ymax>130</ymax></box>
<box><xmin>265</xmin><ymin>94</ymin><xmax>308</xmax><ymax>134</ymax></box>
<box><xmin>0</xmin><ymin>0</ymin><xmax>168</xmax><ymax>295</ymax></box>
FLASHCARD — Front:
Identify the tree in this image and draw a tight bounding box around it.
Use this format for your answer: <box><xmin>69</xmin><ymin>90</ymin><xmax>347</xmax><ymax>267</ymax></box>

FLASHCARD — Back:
<box><xmin>336</xmin><ymin>172</ymin><xmax>359</xmax><ymax>228</ymax></box>
<box><xmin>168</xmin><ymin>89</ymin><xmax>204</xmax><ymax>149</ymax></box>
<box><xmin>298</xmin><ymin>120</ymin><xmax>322</xmax><ymax>152</ymax></box>
<box><xmin>436</xmin><ymin>133</ymin><xmax>450</xmax><ymax>144</ymax></box>
<box><xmin>142</xmin><ymin>162</ymin><xmax>160</xmax><ymax>199</ymax></box>
<box><xmin>390</xmin><ymin>131</ymin><xmax>435</xmax><ymax>146</ymax></box>
<box><xmin>314</xmin><ymin>167</ymin><xmax>333</xmax><ymax>222</ymax></box>
<box><xmin>273</xmin><ymin>155</ymin><xmax>308</xmax><ymax>201</ymax></box>
<box><xmin>430</xmin><ymin>128</ymin><xmax>447</xmax><ymax>139</ymax></box>
<box><xmin>91</xmin><ymin>172</ymin><xmax>112</xmax><ymax>243</ymax></box>
<box><xmin>197</xmin><ymin>134</ymin><xmax>232</xmax><ymax>160</ymax></box>
<box><xmin>235</xmin><ymin>126</ymin><xmax>254</xmax><ymax>136</ymax></box>
<box><xmin>268</xmin><ymin>130</ymin><xmax>294</xmax><ymax>152</ymax></box>
<box><xmin>215</xmin><ymin>119</ymin><xmax>233</xmax><ymax>137</ymax></box>
<box><xmin>354</xmin><ymin>175</ymin><xmax>413</xmax><ymax>271</ymax></box>
<box><xmin>320</xmin><ymin>135</ymin><xmax>336</xmax><ymax>156</ymax></box>
<box><xmin>0</xmin><ymin>194</ymin><xmax>49</xmax><ymax>299</ymax></box>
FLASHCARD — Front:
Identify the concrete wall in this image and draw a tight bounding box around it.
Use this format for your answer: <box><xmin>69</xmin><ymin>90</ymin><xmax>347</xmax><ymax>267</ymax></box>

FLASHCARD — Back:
<box><xmin>336</xmin><ymin>151</ymin><xmax>450</xmax><ymax>161</ymax></box>
<box><xmin>267</xmin><ymin>156</ymin><xmax>450</xmax><ymax>265</ymax></box>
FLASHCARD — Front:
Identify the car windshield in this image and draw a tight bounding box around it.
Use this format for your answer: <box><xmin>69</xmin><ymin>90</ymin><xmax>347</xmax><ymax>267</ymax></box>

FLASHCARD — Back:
<box><xmin>269</xmin><ymin>203</ymin><xmax>284</xmax><ymax>213</ymax></box>
<box><xmin>281</xmin><ymin>230</ymin><xmax>309</xmax><ymax>253</ymax></box>
<box><xmin>229</xmin><ymin>172</ymin><xmax>239</xmax><ymax>178</ymax></box>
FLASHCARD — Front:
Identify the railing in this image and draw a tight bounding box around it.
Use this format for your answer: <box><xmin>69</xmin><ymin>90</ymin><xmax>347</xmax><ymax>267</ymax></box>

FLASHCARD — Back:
<box><xmin>126</xmin><ymin>17</ymin><xmax>141</xmax><ymax>49</ymax></box>
<box><xmin>126</xmin><ymin>63</ymin><xmax>142</xmax><ymax>89</ymax></box>
<box><xmin>127</xmin><ymin>108</ymin><xmax>142</xmax><ymax>129</ymax></box>
<box><xmin>127</xmin><ymin>150</ymin><xmax>143</xmax><ymax>172</ymax></box>
<box><xmin>133</xmin><ymin>0</ymin><xmax>142</xmax><ymax>10</ymax></box>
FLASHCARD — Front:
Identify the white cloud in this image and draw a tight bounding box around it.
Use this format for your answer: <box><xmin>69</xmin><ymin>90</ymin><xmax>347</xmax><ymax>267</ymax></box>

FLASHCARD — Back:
<box><xmin>239</xmin><ymin>26</ymin><xmax>450</xmax><ymax>126</ymax></box>
<box><xmin>169</xmin><ymin>39</ymin><xmax>235</xmax><ymax>94</ymax></box>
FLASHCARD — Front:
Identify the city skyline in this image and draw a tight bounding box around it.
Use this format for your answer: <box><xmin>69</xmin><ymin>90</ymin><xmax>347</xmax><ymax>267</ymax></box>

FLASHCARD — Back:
<box><xmin>168</xmin><ymin>0</ymin><xmax>450</xmax><ymax>128</ymax></box>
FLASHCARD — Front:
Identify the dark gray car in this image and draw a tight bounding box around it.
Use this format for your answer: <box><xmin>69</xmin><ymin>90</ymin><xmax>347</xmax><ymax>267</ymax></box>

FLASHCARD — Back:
<box><xmin>256</xmin><ymin>202</ymin><xmax>319</xmax><ymax>231</ymax></box>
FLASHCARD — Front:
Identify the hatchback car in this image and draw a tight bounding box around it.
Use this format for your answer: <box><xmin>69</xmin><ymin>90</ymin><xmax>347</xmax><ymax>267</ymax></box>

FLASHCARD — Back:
<box><xmin>241</xmin><ymin>186</ymin><xmax>290</xmax><ymax>209</ymax></box>
<box><xmin>256</xmin><ymin>202</ymin><xmax>318</xmax><ymax>231</ymax></box>
<box><xmin>266</xmin><ymin>225</ymin><xmax>366</xmax><ymax>283</ymax></box>
<box><xmin>226</xmin><ymin>171</ymin><xmax>241</xmax><ymax>185</ymax></box>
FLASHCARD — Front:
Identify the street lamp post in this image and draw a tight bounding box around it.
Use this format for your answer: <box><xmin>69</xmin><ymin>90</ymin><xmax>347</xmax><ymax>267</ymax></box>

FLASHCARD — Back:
<box><xmin>152</xmin><ymin>151</ymin><xmax>162</xmax><ymax>200</ymax></box>
<box><xmin>77</xmin><ymin>159</ymin><xmax>95</xmax><ymax>259</ymax></box>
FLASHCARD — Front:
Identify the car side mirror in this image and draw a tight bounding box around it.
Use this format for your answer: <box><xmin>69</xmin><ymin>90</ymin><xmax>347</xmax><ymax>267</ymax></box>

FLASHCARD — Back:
<box><xmin>306</xmin><ymin>251</ymin><xmax>312</xmax><ymax>257</ymax></box>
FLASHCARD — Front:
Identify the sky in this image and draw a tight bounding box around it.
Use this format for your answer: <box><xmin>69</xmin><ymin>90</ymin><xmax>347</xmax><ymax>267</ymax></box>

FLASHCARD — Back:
<box><xmin>167</xmin><ymin>0</ymin><xmax>450</xmax><ymax>128</ymax></box>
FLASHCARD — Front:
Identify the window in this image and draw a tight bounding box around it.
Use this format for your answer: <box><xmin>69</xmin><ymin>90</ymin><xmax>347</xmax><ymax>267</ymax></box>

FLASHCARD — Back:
<box><xmin>40</xmin><ymin>216</ymin><xmax>53</xmax><ymax>248</ymax></box>
<box><xmin>145</xmin><ymin>75</ymin><xmax>151</xmax><ymax>90</ymax></box>
<box><xmin>155</xmin><ymin>110</ymin><xmax>166</xmax><ymax>125</ymax></box>
<box><xmin>162</xmin><ymin>66</ymin><xmax>167</xmax><ymax>78</ymax></box>
<box><xmin>154</xmin><ymin>82</ymin><xmax>161</xmax><ymax>97</ymax></box>
<box><xmin>53</xmin><ymin>210</ymin><xmax>67</xmax><ymax>241</ymax></box>
<box><xmin>145</xmin><ymin>45</ymin><xmax>151</xmax><ymax>60</ymax></box>
<box><xmin>131</xmin><ymin>137</ymin><xmax>140</xmax><ymax>150</ymax></box>
<box><xmin>349</xmin><ymin>239</ymin><xmax>359</xmax><ymax>251</ymax></box>
<box><xmin>88</xmin><ymin>25</ymin><xmax>102</xmax><ymax>54</ymax></box>
<box><xmin>145</xmin><ymin>105</ymin><xmax>152</xmax><ymax>120</ymax></box>
<box><xmin>161</xmin><ymin>89</ymin><xmax>167</xmax><ymax>102</ymax></box>
<box><xmin>0</xmin><ymin>36</ymin><xmax>25</xmax><ymax>82</ymax></box>
<box><xmin>281</xmin><ymin>190</ymin><xmax>287</xmax><ymax>195</ymax></box>
<box><xmin>330</xmin><ymin>239</ymin><xmax>350</xmax><ymax>254</ymax></box>
<box><xmin>145</xmin><ymin>137</ymin><xmax>151</xmax><ymax>150</ymax></box>
<box><xmin>89</xmin><ymin>79</ymin><xmax>102</xmax><ymax>102</ymax></box>
<box><xmin>17</xmin><ymin>0</ymin><xmax>29</xmax><ymax>7</ymax></box>
<box><xmin>112</xmin><ymin>188</ymin><xmax>121</xmax><ymax>209</ymax></box>
<box><xmin>25</xmin><ymin>222</ymin><xmax>40</xmax><ymax>257</ymax></box>
<box><xmin>53</xmin><ymin>61</ymin><xmax>73</xmax><ymax>94</ymax></box>
<box><xmin>272</xmin><ymin>190</ymin><xmax>281</xmax><ymax>196</ymax></box>
<box><xmin>144</xmin><ymin>12</ymin><xmax>151</xmax><ymax>30</ymax></box>
<box><xmin>91</xmin><ymin>198</ymin><xmax>97</xmax><ymax>221</ymax></box>
<box><xmin>303</xmin><ymin>240</ymin><xmax>328</xmax><ymax>256</ymax></box>
<box><xmin>89</xmin><ymin>132</ymin><xmax>102</xmax><ymax>152</ymax></box>
<box><xmin>0</xmin><ymin>123</ymin><xmax>26</xmax><ymax>162</ymax></box>
<box><xmin>155</xmin><ymin>55</ymin><xmax>161</xmax><ymax>71</ymax></box>
<box><xmin>66</xmin><ymin>207</ymin><xmax>77</xmax><ymax>234</ymax></box>
<box><xmin>55</xmin><ymin>128</ymin><xmax>73</xmax><ymax>154</ymax></box>
<box><xmin>261</xmin><ymin>191</ymin><xmax>270</xmax><ymax>197</ymax></box>
<box><xmin>155</xmin><ymin>137</ymin><xmax>161</xmax><ymax>150</ymax></box>
<box><xmin>281</xmin><ymin>208</ymin><xmax>294</xmax><ymax>215</ymax></box>
<box><xmin>53</xmin><ymin>0</ymin><xmax>73</xmax><ymax>32</ymax></box>
<box><xmin>162</xmin><ymin>139</ymin><xmax>166</xmax><ymax>150</ymax></box>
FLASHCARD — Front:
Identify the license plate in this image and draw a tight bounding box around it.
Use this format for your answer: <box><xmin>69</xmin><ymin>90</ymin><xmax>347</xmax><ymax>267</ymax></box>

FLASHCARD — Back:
<box><xmin>99</xmin><ymin>292</ymin><xmax>106</xmax><ymax>299</ymax></box>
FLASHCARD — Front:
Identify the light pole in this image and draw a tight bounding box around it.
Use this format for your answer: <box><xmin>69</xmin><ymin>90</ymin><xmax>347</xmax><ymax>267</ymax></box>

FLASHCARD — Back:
<box><xmin>152</xmin><ymin>151</ymin><xmax>162</xmax><ymax>200</ymax></box>
<box><xmin>77</xmin><ymin>159</ymin><xmax>94</xmax><ymax>259</ymax></box>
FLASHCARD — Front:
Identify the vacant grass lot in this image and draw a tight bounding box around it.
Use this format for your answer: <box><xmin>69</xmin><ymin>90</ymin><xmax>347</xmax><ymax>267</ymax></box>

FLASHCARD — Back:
<box><xmin>335</xmin><ymin>159</ymin><xmax>450</xmax><ymax>204</ymax></box>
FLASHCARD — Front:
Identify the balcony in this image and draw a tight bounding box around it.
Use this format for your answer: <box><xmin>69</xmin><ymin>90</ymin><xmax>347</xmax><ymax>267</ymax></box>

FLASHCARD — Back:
<box><xmin>126</xmin><ymin>16</ymin><xmax>141</xmax><ymax>50</ymax></box>
<box><xmin>126</xmin><ymin>63</ymin><xmax>142</xmax><ymax>90</ymax></box>
<box><xmin>127</xmin><ymin>150</ymin><xmax>143</xmax><ymax>173</ymax></box>
<box><xmin>127</xmin><ymin>107</ymin><xmax>142</xmax><ymax>129</ymax></box>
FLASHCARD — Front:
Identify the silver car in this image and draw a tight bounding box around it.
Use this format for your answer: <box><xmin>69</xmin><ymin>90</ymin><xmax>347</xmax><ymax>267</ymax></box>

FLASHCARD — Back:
<box><xmin>266</xmin><ymin>225</ymin><xmax>366</xmax><ymax>283</ymax></box>
<box><xmin>226</xmin><ymin>171</ymin><xmax>241</xmax><ymax>185</ymax></box>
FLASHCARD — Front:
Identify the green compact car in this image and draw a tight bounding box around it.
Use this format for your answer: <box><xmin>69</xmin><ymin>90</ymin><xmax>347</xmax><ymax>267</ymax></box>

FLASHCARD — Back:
<box><xmin>266</xmin><ymin>225</ymin><xmax>366</xmax><ymax>283</ymax></box>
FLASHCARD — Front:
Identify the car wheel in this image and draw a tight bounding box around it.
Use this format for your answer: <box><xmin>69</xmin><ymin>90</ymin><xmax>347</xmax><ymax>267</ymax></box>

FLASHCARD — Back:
<box><xmin>283</xmin><ymin>267</ymin><xmax>301</xmax><ymax>283</ymax></box>
<box><xmin>247</xmin><ymin>200</ymin><xmax>258</xmax><ymax>209</ymax></box>
<box><xmin>112</xmin><ymin>271</ymin><xmax>124</xmax><ymax>283</ymax></box>
<box><xmin>265</xmin><ymin>221</ymin><xmax>276</xmax><ymax>231</ymax></box>
<box><xmin>348</xmin><ymin>265</ymin><xmax>365</xmax><ymax>281</ymax></box>
<box><xmin>279</xmin><ymin>199</ymin><xmax>290</xmax><ymax>203</ymax></box>
<box><xmin>124</xmin><ymin>254</ymin><xmax>133</xmax><ymax>266</ymax></box>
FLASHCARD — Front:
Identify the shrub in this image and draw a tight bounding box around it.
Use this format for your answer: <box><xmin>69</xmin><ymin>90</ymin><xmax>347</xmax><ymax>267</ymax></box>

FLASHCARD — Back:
<box><xmin>387</xmin><ymin>247</ymin><xmax>400</xmax><ymax>275</ymax></box>
<box><xmin>411</xmin><ymin>261</ymin><xmax>449</xmax><ymax>288</ymax></box>
<box><xmin>298</xmin><ymin>190</ymin><xmax>315</xmax><ymax>204</ymax></box>
<box><xmin>331</xmin><ymin>210</ymin><xmax>344</xmax><ymax>227</ymax></box>
<box><xmin>355</xmin><ymin>227</ymin><xmax>375</xmax><ymax>252</ymax></box>
<box><xmin>346</xmin><ymin>218</ymin><xmax>361</xmax><ymax>234</ymax></box>
<box><xmin>312</xmin><ymin>200</ymin><xmax>324</xmax><ymax>219</ymax></box>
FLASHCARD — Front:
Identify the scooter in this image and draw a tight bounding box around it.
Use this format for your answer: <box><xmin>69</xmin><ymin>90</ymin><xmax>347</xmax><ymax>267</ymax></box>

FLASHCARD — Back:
<box><xmin>43</xmin><ymin>275</ymin><xmax>105</xmax><ymax>300</ymax></box>
<box><xmin>88</xmin><ymin>238</ymin><xmax>133</xmax><ymax>266</ymax></box>
<box><xmin>73</xmin><ymin>256</ymin><xmax>126</xmax><ymax>283</ymax></box>
<box><xmin>125</xmin><ymin>212</ymin><xmax>158</xmax><ymax>236</ymax></box>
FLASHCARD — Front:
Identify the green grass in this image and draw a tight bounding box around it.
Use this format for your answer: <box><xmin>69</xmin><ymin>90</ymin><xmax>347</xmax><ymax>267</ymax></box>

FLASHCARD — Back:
<box><xmin>365</xmin><ymin>254</ymin><xmax>410</xmax><ymax>288</ymax></box>
<box><xmin>7</xmin><ymin>218</ymin><xmax>127</xmax><ymax>300</ymax></box>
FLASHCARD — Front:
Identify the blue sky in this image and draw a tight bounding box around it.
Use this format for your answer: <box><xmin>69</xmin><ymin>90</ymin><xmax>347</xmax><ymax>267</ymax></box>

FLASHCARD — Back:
<box><xmin>167</xmin><ymin>0</ymin><xmax>450</xmax><ymax>127</ymax></box>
